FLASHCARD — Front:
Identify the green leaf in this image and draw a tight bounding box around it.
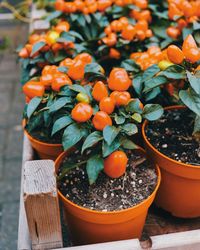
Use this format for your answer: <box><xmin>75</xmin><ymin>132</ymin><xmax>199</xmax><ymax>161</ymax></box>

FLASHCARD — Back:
<box><xmin>120</xmin><ymin>138</ymin><xmax>138</xmax><ymax>150</ymax></box>
<box><xmin>114</xmin><ymin>114</ymin><xmax>125</xmax><ymax>124</ymax></box>
<box><xmin>84</xmin><ymin>63</ymin><xmax>102</xmax><ymax>74</ymax></box>
<box><xmin>27</xmin><ymin>97</ymin><xmax>42</xmax><ymax>118</ymax></box>
<box><xmin>68</xmin><ymin>30</ymin><xmax>84</xmax><ymax>41</ymax></box>
<box><xmin>133</xmin><ymin>74</ymin><xmax>143</xmax><ymax>95</ymax></box>
<box><xmin>179</xmin><ymin>89</ymin><xmax>200</xmax><ymax>116</ymax></box>
<box><xmin>121</xmin><ymin>59</ymin><xmax>141</xmax><ymax>72</ymax></box>
<box><xmin>142</xmin><ymin>64</ymin><xmax>160</xmax><ymax>82</ymax></box>
<box><xmin>187</xmin><ymin>71</ymin><xmax>200</xmax><ymax>95</ymax></box>
<box><xmin>26</xmin><ymin>112</ymin><xmax>44</xmax><ymax>133</ymax></box>
<box><xmin>121</xmin><ymin>123</ymin><xmax>138</xmax><ymax>136</ymax></box>
<box><xmin>69</xmin><ymin>84</ymin><xmax>87</xmax><ymax>94</ymax></box>
<box><xmin>86</xmin><ymin>155</ymin><xmax>104</xmax><ymax>185</ymax></box>
<box><xmin>46</xmin><ymin>11</ymin><xmax>62</xmax><ymax>22</ymax></box>
<box><xmin>103</xmin><ymin>126</ymin><xmax>120</xmax><ymax>146</ymax></box>
<box><xmin>160</xmin><ymin>65</ymin><xmax>186</xmax><ymax>79</ymax></box>
<box><xmin>31</xmin><ymin>41</ymin><xmax>46</xmax><ymax>56</ymax></box>
<box><xmin>58</xmin><ymin>32</ymin><xmax>75</xmax><ymax>42</ymax></box>
<box><xmin>131</xmin><ymin>113</ymin><xmax>142</xmax><ymax>123</ymax></box>
<box><xmin>51</xmin><ymin>116</ymin><xmax>73</xmax><ymax>136</ymax></box>
<box><xmin>145</xmin><ymin>87</ymin><xmax>161</xmax><ymax>101</ymax></box>
<box><xmin>126</xmin><ymin>99</ymin><xmax>143</xmax><ymax>114</ymax></box>
<box><xmin>62</xmin><ymin>123</ymin><xmax>86</xmax><ymax>150</ymax></box>
<box><xmin>143</xmin><ymin>104</ymin><xmax>164</xmax><ymax>121</ymax></box>
<box><xmin>81</xmin><ymin>131</ymin><xmax>102</xmax><ymax>154</ymax></box>
<box><xmin>49</xmin><ymin>97</ymin><xmax>71</xmax><ymax>113</ymax></box>
<box><xmin>143</xmin><ymin>76</ymin><xmax>167</xmax><ymax>93</ymax></box>
<box><xmin>102</xmin><ymin>138</ymin><xmax>121</xmax><ymax>157</ymax></box>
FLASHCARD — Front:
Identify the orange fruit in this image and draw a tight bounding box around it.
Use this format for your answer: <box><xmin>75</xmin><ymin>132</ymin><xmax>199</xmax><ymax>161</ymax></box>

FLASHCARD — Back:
<box><xmin>92</xmin><ymin>111</ymin><xmax>112</xmax><ymax>131</ymax></box>
<box><xmin>108</xmin><ymin>68</ymin><xmax>131</xmax><ymax>91</ymax></box>
<box><xmin>104</xmin><ymin>151</ymin><xmax>128</xmax><ymax>178</ymax></box>
<box><xmin>71</xmin><ymin>103</ymin><xmax>93</xmax><ymax>122</ymax></box>
<box><xmin>52</xmin><ymin>74</ymin><xmax>72</xmax><ymax>91</ymax></box>
<box><xmin>67</xmin><ymin>59</ymin><xmax>85</xmax><ymax>80</ymax></box>
<box><xmin>99</xmin><ymin>97</ymin><xmax>115</xmax><ymax>114</ymax></box>
<box><xmin>167</xmin><ymin>45</ymin><xmax>185</xmax><ymax>64</ymax></box>
<box><xmin>92</xmin><ymin>81</ymin><xmax>108</xmax><ymax>102</ymax></box>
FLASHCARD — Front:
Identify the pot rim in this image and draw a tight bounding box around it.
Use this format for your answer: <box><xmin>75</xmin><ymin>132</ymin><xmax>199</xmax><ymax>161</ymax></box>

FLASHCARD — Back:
<box><xmin>23</xmin><ymin>120</ymin><xmax>62</xmax><ymax>147</ymax></box>
<box><xmin>142</xmin><ymin>105</ymin><xmax>200</xmax><ymax>169</ymax></box>
<box><xmin>56</xmin><ymin>147</ymin><xmax>161</xmax><ymax>215</ymax></box>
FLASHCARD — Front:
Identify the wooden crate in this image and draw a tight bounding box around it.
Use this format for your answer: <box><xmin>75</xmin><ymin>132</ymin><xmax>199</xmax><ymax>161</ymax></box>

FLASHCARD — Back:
<box><xmin>17</xmin><ymin>5</ymin><xmax>200</xmax><ymax>250</ymax></box>
<box><xmin>17</xmin><ymin>135</ymin><xmax>200</xmax><ymax>250</ymax></box>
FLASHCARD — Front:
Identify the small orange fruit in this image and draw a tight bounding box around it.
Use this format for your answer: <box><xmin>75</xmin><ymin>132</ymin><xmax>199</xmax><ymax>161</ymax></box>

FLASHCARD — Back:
<box><xmin>104</xmin><ymin>151</ymin><xmax>128</xmax><ymax>178</ymax></box>
<box><xmin>71</xmin><ymin>103</ymin><xmax>93</xmax><ymax>122</ymax></box>
<box><xmin>92</xmin><ymin>111</ymin><xmax>112</xmax><ymax>131</ymax></box>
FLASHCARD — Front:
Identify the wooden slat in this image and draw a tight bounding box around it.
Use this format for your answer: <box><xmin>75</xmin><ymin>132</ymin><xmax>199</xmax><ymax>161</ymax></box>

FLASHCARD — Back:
<box><xmin>24</xmin><ymin>160</ymin><xmax>63</xmax><ymax>250</ymax></box>
<box><xmin>31</xmin><ymin>4</ymin><xmax>47</xmax><ymax>21</ymax></box>
<box><xmin>18</xmin><ymin>135</ymin><xmax>33</xmax><ymax>250</ymax></box>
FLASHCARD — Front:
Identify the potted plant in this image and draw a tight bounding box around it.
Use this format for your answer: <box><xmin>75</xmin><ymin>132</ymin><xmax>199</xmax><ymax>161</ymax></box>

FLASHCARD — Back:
<box><xmin>141</xmin><ymin>34</ymin><xmax>200</xmax><ymax>218</ymax></box>
<box><xmin>22</xmin><ymin>52</ymin><xmax>94</xmax><ymax>160</ymax></box>
<box><xmin>52</xmin><ymin>63</ymin><xmax>164</xmax><ymax>245</ymax></box>
<box><xmin>18</xmin><ymin>20</ymin><xmax>81</xmax><ymax>84</ymax></box>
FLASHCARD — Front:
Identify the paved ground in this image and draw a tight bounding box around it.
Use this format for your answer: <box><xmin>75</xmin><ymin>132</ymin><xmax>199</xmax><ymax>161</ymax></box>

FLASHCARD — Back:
<box><xmin>0</xmin><ymin>20</ymin><xmax>28</xmax><ymax>250</ymax></box>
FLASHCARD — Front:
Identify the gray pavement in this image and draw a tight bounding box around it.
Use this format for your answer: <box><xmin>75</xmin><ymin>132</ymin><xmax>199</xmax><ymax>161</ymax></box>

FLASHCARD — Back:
<box><xmin>0</xmin><ymin>21</ymin><xmax>28</xmax><ymax>250</ymax></box>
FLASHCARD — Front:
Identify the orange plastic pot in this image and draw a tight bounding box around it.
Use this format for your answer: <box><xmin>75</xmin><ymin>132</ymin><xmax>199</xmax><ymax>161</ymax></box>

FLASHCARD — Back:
<box><xmin>55</xmin><ymin>148</ymin><xmax>161</xmax><ymax>245</ymax></box>
<box><xmin>142</xmin><ymin>105</ymin><xmax>200</xmax><ymax>218</ymax></box>
<box><xmin>24</xmin><ymin>129</ymin><xmax>63</xmax><ymax>160</ymax></box>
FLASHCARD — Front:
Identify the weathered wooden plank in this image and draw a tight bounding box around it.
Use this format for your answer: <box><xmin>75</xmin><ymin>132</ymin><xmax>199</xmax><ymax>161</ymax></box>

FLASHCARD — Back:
<box><xmin>18</xmin><ymin>135</ymin><xmax>33</xmax><ymax>250</ymax></box>
<box><xmin>24</xmin><ymin>160</ymin><xmax>63</xmax><ymax>250</ymax></box>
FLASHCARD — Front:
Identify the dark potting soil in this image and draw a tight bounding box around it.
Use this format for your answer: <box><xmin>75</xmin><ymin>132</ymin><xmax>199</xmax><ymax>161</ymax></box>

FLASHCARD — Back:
<box><xmin>145</xmin><ymin>108</ymin><xmax>200</xmax><ymax>165</ymax></box>
<box><xmin>58</xmin><ymin>150</ymin><xmax>157</xmax><ymax>212</ymax></box>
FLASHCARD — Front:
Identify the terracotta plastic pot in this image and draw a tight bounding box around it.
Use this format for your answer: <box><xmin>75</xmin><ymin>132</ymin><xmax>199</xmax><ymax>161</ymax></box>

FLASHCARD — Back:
<box><xmin>142</xmin><ymin>105</ymin><xmax>200</xmax><ymax>218</ymax></box>
<box><xmin>24</xmin><ymin>129</ymin><xmax>63</xmax><ymax>160</ymax></box>
<box><xmin>55</xmin><ymin>148</ymin><xmax>161</xmax><ymax>245</ymax></box>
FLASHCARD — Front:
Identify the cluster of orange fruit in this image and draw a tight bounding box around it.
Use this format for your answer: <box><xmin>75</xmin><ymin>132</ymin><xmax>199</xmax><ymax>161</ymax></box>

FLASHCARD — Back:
<box><xmin>101</xmin><ymin>17</ymin><xmax>152</xmax><ymax>46</ymax></box>
<box><xmin>71</xmin><ymin>67</ymin><xmax>143</xmax><ymax>132</ymax></box>
<box><xmin>19</xmin><ymin>21</ymin><xmax>73</xmax><ymax>59</ymax></box>
<box><xmin>130</xmin><ymin>46</ymin><xmax>168</xmax><ymax>70</ymax></box>
<box><xmin>55</xmin><ymin>0</ymin><xmax>148</xmax><ymax>15</ymax></box>
<box><xmin>167</xmin><ymin>0</ymin><xmax>200</xmax><ymax>39</ymax></box>
<box><xmin>23</xmin><ymin>53</ymin><xmax>93</xmax><ymax>102</ymax></box>
<box><xmin>167</xmin><ymin>34</ymin><xmax>200</xmax><ymax>64</ymax></box>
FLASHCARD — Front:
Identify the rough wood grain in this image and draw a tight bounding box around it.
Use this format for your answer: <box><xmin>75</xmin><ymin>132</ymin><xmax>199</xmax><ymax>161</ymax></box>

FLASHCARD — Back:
<box><xmin>24</xmin><ymin>160</ymin><xmax>63</xmax><ymax>250</ymax></box>
<box><xmin>18</xmin><ymin>135</ymin><xmax>33</xmax><ymax>250</ymax></box>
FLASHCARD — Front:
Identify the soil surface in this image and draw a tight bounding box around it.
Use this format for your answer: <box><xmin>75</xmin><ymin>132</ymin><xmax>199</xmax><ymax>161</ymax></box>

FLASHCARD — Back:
<box><xmin>58</xmin><ymin>150</ymin><xmax>157</xmax><ymax>212</ymax></box>
<box><xmin>145</xmin><ymin>108</ymin><xmax>200</xmax><ymax>165</ymax></box>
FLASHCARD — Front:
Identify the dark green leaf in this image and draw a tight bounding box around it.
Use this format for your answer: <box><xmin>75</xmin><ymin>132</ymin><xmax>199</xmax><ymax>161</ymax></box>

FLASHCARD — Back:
<box><xmin>179</xmin><ymin>89</ymin><xmax>200</xmax><ymax>116</ymax></box>
<box><xmin>121</xmin><ymin>59</ymin><xmax>141</xmax><ymax>72</ymax></box>
<box><xmin>81</xmin><ymin>131</ymin><xmax>102</xmax><ymax>154</ymax></box>
<box><xmin>103</xmin><ymin>126</ymin><xmax>120</xmax><ymax>146</ymax></box>
<box><xmin>120</xmin><ymin>138</ymin><xmax>138</xmax><ymax>150</ymax></box>
<box><xmin>143</xmin><ymin>76</ymin><xmax>167</xmax><ymax>93</ymax></box>
<box><xmin>62</xmin><ymin>123</ymin><xmax>86</xmax><ymax>150</ymax></box>
<box><xmin>133</xmin><ymin>75</ymin><xmax>143</xmax><ymax>95</ymax></box>
<box><xmin>145</xmin><ymin>87</ymin><xmax>161</xmax><ymax>101</ymax></box>
<box><xmin>121</xmin><ymin>123</ymin><xmax>138</xmax><ymax>136</ymax></box>
<box><xmin>114</xmin><ymin>114</ymin><xmax>125</xmax><ymax>124</ymax></box>
<box><xmin>49</xmin><ymin>97</ymin><xmax>71</xmax><ymax>113</ymax></box>
<box><xmin>59</xmin><ymin>32</ymin><xmax>75</xmax><ymax>42</ymax></box>
<box><xmin>27</xmin><ymin>97</ymin><xmax>42</xmax><ymax>118</ymax></box>
<box><xmin>143</xmin><ymin>104</ymin><xmax>164</xmax><ymax>121</ymax></box>
<box><xmin>31</xmin><ymin>41</ymin><xmax>46</xmax><ymax>57</ymax></box>
<box><xmin>160</xmin><ymin>65</ymin><xmax>186</xmax><ymax>79</ymax></box>
<box><xmin>68</xmin><ymin>30</ymin><xmax>84</xmax><ymax>41</ymax></box>
<box><xmin>193</xmin><ymin>115</ymin><xmax>200</xmax><ymax>135</ymax></box>
<box><xmin>142</xmin><ymin>64</ymin><xmax>160</xmax><ymax>82</ymax></box>
<box><xmin>187</xmin><ymin>71</ymin><xmax>200</xmax><ymax>95</ymax></box>
<box><xmin>86</xmin><ymin>155</ymin><xmax>104</xmax><ymax>185</ymax></box>
<box><xmin>126</xmin><ymin>99</ymin><xmax>143</xmax><ymax>114</ymax></box>
<box><xmin>51</xmin><ymin>116</ymin><xmax>73</xmax><ymax>136</ymax></box>
<box><xmin>69</xmin><ymin>84</ymin><xmax>87</xmax><ymax>94</ymax></box>
<box><xmin>26</xmin><ymin>112</ymin><xmax>44</xmax><ymax>133</ymax></box>
<box><xmin>102</xmin><ymin>138</ymin><xmax>121</xmax><ymax>157</ymax></box>
<box><xmin>46</xmin><ymin>11</ymin><xmax>62</xmax><ymax>22</ymax></box>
